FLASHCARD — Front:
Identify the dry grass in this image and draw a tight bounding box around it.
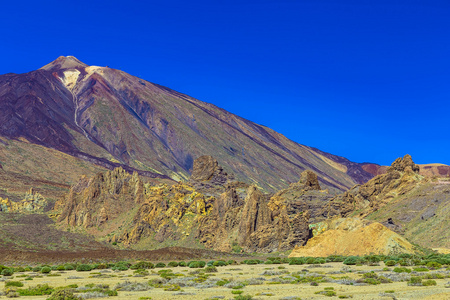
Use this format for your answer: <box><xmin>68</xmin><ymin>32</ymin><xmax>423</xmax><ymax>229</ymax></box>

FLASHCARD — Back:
<box><xmin>0</xmin><ymin>262</ymin><xmax>448</xmax><ymax>299</ymax></box>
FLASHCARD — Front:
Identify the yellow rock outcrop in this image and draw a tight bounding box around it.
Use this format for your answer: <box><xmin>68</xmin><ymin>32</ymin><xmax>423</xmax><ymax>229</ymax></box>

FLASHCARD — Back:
<box><xmin>289</xmin><ymin>217</ymin><xmax>416</xmax><ymax>257</ymax></box>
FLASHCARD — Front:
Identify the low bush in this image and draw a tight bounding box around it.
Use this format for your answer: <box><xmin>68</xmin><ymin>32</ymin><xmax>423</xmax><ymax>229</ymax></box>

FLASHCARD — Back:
<box><xmin>2</xmin><ymin>268</ymin><xmax>14</xmax><ymax>276</ymax></box>
<box><xmin>188</xmin><ymin>261</ymin><xmax>201</xmax><ymax>268</ymax></box>
<box><xmin>17</xmin><ymin>284</ymin><xmax>54</xmax><ymax>296</ymax></box>
<box><xmin>205</xmin><ymin>266</ymin><xmax>218</xmax><ymax>273</ymax></box>
<box><xmin>422</xmin><ymin>279</ymin><xmax>437</xmax><ymax>286</ymax></box>
<box><xmin>76</xmin><ymin>264</ymin><xmax>94</xmax><ymax>272</ymax></box>
<box><xmin>384</xmin><ymin>260</ymin><xmax>397</xmax><ymax>267</ymax></box>
<box><xmin>393</xmin><ymin>267</ymin><xmax>411</xmax><ymax>273</ymax></box>
<box><xmin>5</xmin><ymin>281</ymin><xmax>24</xmax><ymax>287</ymax></box>
<box><xmin>155</xmin><ymin>263</ymin><xmax>166</xmax><ymax>268</ymax></box>
<box><xmin>56</xmin><ymin>265</ymin><xmax>65</xmax><ymax>271</ymax></box>
<box><xmin>32</xmin><ymin>266</ymin><xmax>42</xmax><ymax>272</ymax></box>
<box><xmin>343</xmin><ymin>256</ymin><xmax>359</xmax><ymax>265</ymax></box>
<box><xmin>213</xmin><ymin>260</ymin><xmax>227</xmax><ymax>266</ymax></box>
<box><xmin>41</xmin><ymin>267</ymin><xmax>52</xmax><ymax>274</ymax></box>
<box><xmin>167</xmin><ymin>261</ymin><xmax>179</xmax><ymax>267</ymax></box>
<box><xmin>289</xmin><ymin>258</ymin><xmax>304</xmax><ymax>265</ymax></box>
<box><xmin>130</xmin><ymin>261</ymin><xmax>153</xmax><ymax>270</ymax></box>
<box><xmin>112</xmin><ymin>262</ymin><xmax>130</xmax><ymax>271</ymax></box>
<box><xmin>95</xmin><ymin>263</ymin><xmax>108</xmax><ymax>270</ymax></box>
<box><xmin>14</xmin><ymin>267</ymin><xmax>25</xmax><ymax>272</ymax></box>
<box><xmin>407</xmin><ymin>276</ymin><xmax>422</xmax><ymax>286</ymax></box>
<box><xmin>426</xmin><ymin>261</ymin><xmax>442</xmax><ymax>269</ymax></box>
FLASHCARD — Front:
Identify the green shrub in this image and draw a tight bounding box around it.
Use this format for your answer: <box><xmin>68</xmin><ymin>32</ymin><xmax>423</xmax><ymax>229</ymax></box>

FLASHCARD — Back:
<box><xmin>56</xmin><ymin>265</ymin><xmax>65</xmax><ymax>271</ymax></box>
<box><xmin>426</xmin><ymin>261</ymin><xmax>442</xmax><ymax>269</ymax></box>
<box><xmin>408</xmin><ymin>276</ymin><xmax>422</xmax><ymax>286</ymax></box>
<box><xmin>112</xmin><ymin>262</ymin><xmax>130</xmax><ymax>271</ymax></box>
<box><xmin>188</xmin><ymin>261</ymin><xmax>201</xmax><ymax>268</ymax></box>
<box><xmin>213</xmin><ymin>260</ymin><xmax>227</xmax><ymax>266</ymax></box>
<box><xmin>289</xmin><ymin>258</ymin><xmax>304</xmax><ymax>265</ymax></box>
<box><xmin>178</xmin><ymin>261</ymin><xmax>186</xmax><ymax>267</ymax></box>
<box><xmin>32</xmin><ymin>266</ymin><xmax>42</xmax><ymax>272</ymax></box>
<box><xmin>422</xmin><ymin>279</ymin><xmax>437</xmax><ymax>286</ymax></box>
<box><xmin>413</xmin><ymin>267</ymin><xmax>429</xmax><ymax>272</ymax></box>
<box><xmin>167</xmin><ymin>261</ymin><xmax>179</xmax><ymax>267</ymax></box>
<box><xmin>227</xmin><ymin>260</ymin><xmax>237</xmax><ymax>265</ymax></box>
<box><xmin>17</xmin><ymin>284</ymin><xmax>54</xmax><ymax>296</ymax></box>
<box><xmin>5</xmin><ymin>281</ymin><xmax>24</xmax><ymax>287</ymax></box>
<box><xmin>76</xmin><ymin>264</ymin><xmax>93</xmax><ymax>272</ymax></box>
<box><xmin>130</xmin><ymin>261</ymin><xmax>153</xmax><ymax>269</ymax></box>
<box><xmin>2</xmin><ymin>268</ymin><xmax>14</xmax><ymax>276</ymax></box>
<box><xmin>155</xmin><ymin>263</ymin><xmax>166</xmax><ymax>268</ymax></box>
<box><xmin>216</xmin><ymin>279</ymin><xmax>230</xmax><ymax>286</ymax></box>
<box><xmin>384</xmin><ymin>260</ymin><xmax>397</xmax><ymax>266</ymax></box>
<box><xmin>64</xmin><ymin>264</ymin><xmax>74</xmax><ymax>270</ymax></box>
<box><xmin>205</xmin><ymin>266</ymin><xmax>218</xmax><ymax>273</ymax></box>
<box><xmin>422</xmin><ymin>273</ymin><xmax>444</xmax><ymax>279</ymax></box>
<box><xmin>393</xmin><ymin>267</ymin><xmax>411</xmax><ymax>273</ymax></box>
<box><xmin>327</xmin><ymin>255</ymin><xmax>345</xmax><ymax>262</ymax></box>
<box><xmin>41</xmin><ymin>267</ymin><xmax>52</xmax><ymax>274</ymax></box>
<box><xmin>343</xmin><ymin>256</ymin><xmax>358</xmax><ymax>265</ymax></box>
<box><xmin>95</xmin><ymin>263</ymin><xmax>108</xmax><ymax>269</ymax></box>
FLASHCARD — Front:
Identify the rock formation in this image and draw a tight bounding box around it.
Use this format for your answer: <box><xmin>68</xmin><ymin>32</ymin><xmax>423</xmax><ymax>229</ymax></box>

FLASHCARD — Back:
<box><xmin>55</xmin><ymin>156</ymin><xmax>335</xmax><ymax>253</ymax></box>
<box><xmin>57</xmin><ymin>167</ymin><xmax>144</xmax><ymax>227</ymax></box>
<box><xmin>324</xmin><ymin>155</ymin><xmax>422</xmax><ymax>218</ymax></box>
<box><xmin>0</xmin><ymin>188</ymin><xmax>48</xmax><ymax>213</ymax></box>
<box><xmin>289</xmin><ymin>217</ymin><xmax>416</xmax><ymax>257</ymax></box>
<box><xmin>196</xmin><ymin>167</ymin><xmax>331</xmax><ymax>252</ymax></box>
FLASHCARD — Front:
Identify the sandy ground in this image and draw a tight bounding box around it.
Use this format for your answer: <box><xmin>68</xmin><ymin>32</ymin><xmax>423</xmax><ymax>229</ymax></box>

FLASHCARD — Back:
<box><xmin>1</xmin><ymin>262</ymin><xmax>449</xmax><ymax>299</ymax></box>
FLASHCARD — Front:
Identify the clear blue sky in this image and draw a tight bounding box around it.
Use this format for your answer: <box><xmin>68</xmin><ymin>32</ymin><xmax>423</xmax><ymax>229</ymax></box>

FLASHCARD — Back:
<box><xmin>1</xmin><ymin>0</ymin><xmax>449</xmax><ymax>165</ymax></box>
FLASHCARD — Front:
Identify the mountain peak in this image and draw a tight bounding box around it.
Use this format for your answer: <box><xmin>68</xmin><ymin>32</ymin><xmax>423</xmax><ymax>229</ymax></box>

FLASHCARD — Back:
<box><xmin>40</xmin><ymin>56</ymin><xmax>89</xmax><ymax>71</ymax></box>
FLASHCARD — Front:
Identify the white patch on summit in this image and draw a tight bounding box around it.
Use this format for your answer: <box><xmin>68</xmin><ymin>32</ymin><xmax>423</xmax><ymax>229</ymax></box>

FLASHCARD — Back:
<box><xmin>60</xmin><ymin>70</ymin><xmax>81</xmax><ymax>90</ymax></box>
<box><xmin>85</xmin><ymin>66</ymin><xmax>104</xmax><ymax>76</ymax></box>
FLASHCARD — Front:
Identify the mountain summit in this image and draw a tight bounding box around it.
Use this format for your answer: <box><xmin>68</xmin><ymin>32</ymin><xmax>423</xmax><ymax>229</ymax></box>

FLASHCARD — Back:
<box><xmin>0</xmin><ymin>56</ymin><xmax>374</xmax><ymax>197</ymax></box>
<box><xmin>41</xmin><ymin>56</ymin><xmax>89</xmax><ymax>71</ymax></box>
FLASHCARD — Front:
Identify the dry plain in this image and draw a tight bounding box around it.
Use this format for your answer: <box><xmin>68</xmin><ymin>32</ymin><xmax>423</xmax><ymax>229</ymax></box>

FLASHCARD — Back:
<box><xmin>1</xmin><ymin>261</ymin><xmax>449</xmax><ymax>300</ymax></box>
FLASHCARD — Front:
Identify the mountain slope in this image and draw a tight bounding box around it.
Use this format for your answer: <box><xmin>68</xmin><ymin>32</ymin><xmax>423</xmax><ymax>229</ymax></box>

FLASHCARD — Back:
<box><xmin>324</xmin><ymin>155</ymin><xmax>450</xmax><ymax>248</ymax></box>
<box><xmin>0</xmin><ymin>56</ymin><xmax>373</xmax><ymax>195</ymax></box>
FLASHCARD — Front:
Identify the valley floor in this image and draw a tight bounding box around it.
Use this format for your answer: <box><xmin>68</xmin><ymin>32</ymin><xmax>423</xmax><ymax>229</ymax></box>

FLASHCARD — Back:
<box><xmin>1</xmin><ymin>261</ymin><xmax>449</xmax><ymax>299</ymax></box>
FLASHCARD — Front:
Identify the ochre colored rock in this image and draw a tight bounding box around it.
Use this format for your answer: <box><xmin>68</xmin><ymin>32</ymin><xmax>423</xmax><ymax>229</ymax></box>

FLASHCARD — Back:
<box><xmin>290</xmin><ymin>218</ymin><xmax>416</xmax><ymax>257</ymax></box>
<box><xmin>292</xmin><ymin>170</ymin><xmax>321</xmax><ymax>191</ymax></box>
<box><xmin>0</xmin><ymin>188</ymin><xmax>47</xmax><ymax>213</ymax></box>
<box><xmin>324</xmin><ymin>155</ymin><xmax>423</xmax><ymax>218</ymax></box>
<box><xmin>56</xmin><ymin>161</ymin><xmax>330</xmax><ymax>253</ymax></box>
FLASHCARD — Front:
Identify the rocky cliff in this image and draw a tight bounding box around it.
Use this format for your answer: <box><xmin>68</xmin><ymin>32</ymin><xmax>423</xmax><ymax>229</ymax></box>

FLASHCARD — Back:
<box><xmin>324</xmin><ymin>154</ymin><xmax>422</xmax><ymax>218</ymax></box>
<box><xmin>55</xmin><ymin>156</ymin><xmax>335</xmax><ymax>252</ymax></box>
